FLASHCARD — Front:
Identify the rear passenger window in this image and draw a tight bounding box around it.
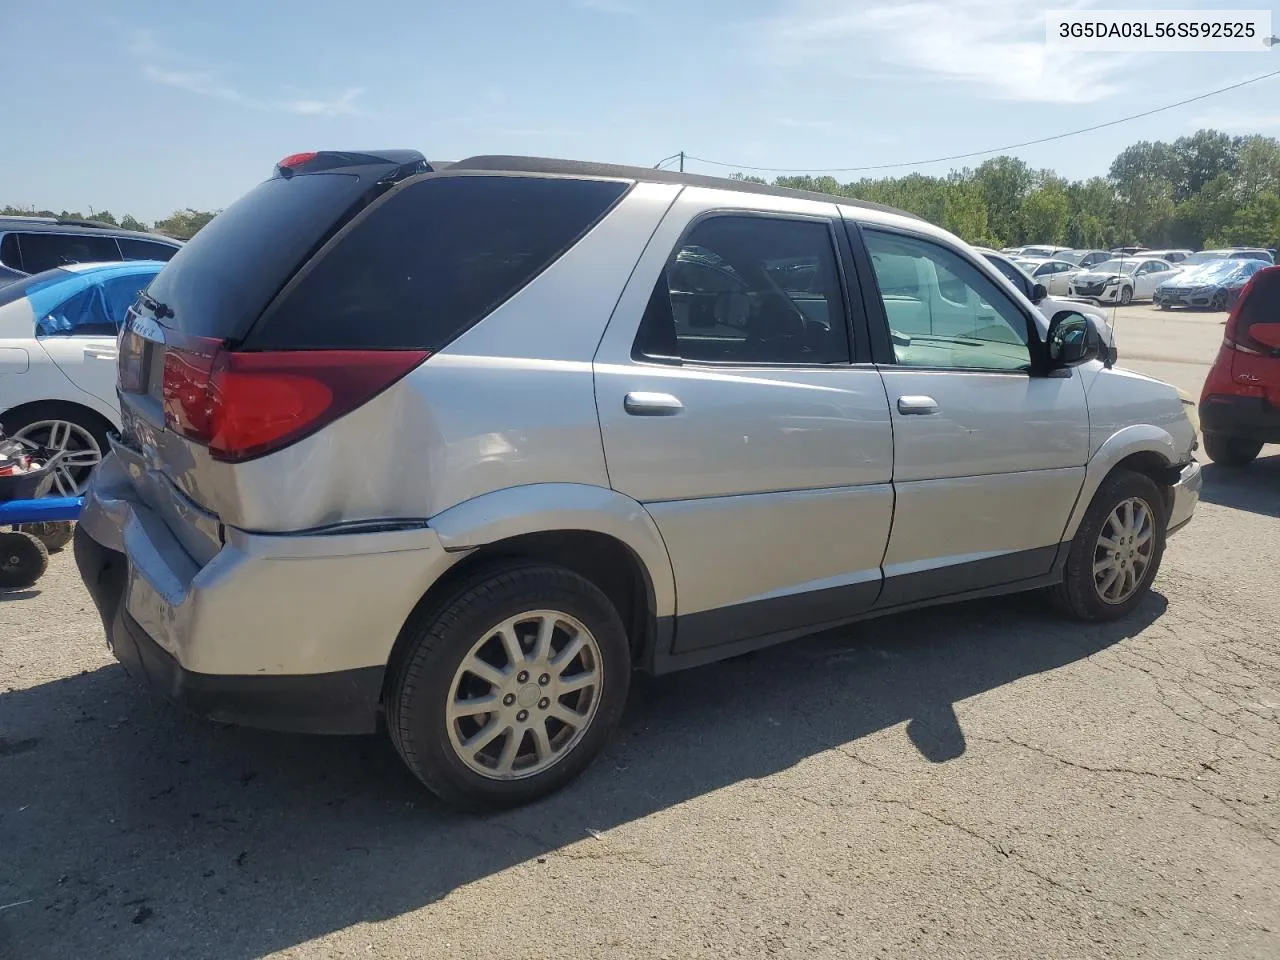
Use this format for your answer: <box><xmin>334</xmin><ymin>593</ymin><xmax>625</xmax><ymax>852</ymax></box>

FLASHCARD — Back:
<box><xmin>250</xmin><ymin>175</ymin><xmax>629</xmax><ymax>350</ymax></box>
<box><xmin>0</xmin><ymin>234</ymin><xmax>20</xmax><ymax>271</ymax></box>
<box><xmin>634</xmin><ymin>216</ymin><xmax>850</xmax><ymax>365</ymax></box>
<box><xmin>36</xmin><ymin>286</ymin><xmax>113</xmax><ymax>337</ymax></box>
<box><xmin>17</xmin><ymin>233</ymin><xmax>121</xmax><ymax>273</ymax></box>
<box><xmin>117</xmin><ymin>237</ymin><xmax>179</xmax><ymax>262</ymax></box>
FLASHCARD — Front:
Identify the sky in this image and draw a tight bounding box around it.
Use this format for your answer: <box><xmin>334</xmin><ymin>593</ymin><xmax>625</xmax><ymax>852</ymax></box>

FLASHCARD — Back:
<box><xmin>2</xmin><ymin>0</ymin><xmax>1277</xmax><ymax>223</ymax></box>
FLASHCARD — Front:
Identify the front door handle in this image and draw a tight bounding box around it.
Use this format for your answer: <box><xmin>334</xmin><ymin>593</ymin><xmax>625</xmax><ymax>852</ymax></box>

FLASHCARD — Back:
<box><xmin>624</xmin><ymin>392</ymin><xmax>684</xmax><ymax>416</ymax></box>
<box><xmin>897</xmin><ymin>395</ymin><xmax>939</xmax><ymax>416</ymax></box>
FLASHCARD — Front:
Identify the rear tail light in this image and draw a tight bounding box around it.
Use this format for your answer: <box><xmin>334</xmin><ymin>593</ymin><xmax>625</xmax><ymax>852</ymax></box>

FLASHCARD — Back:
<box><xmin>161</xmin><ymin>339</ymin><xmax>429</xmax><ymax>462</ymax></box>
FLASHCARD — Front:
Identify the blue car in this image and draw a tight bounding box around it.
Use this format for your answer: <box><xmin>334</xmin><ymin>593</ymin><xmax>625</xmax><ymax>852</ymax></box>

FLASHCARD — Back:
<box><xmin>0</xmin><ymin>261</ymin><xmax>165</xmax><ymax>494</ymax></box>
<box><xmin>1153</xmin><ymin>259</ymin><xmax>1269</xmax><ymax>310</ymax></box>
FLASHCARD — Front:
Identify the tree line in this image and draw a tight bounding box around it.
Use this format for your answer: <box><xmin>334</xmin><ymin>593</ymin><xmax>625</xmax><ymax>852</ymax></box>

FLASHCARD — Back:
<box><xmin>0</xmin><ymin>206</ymin><xmax>218</xmax><ymax>241</ymax></box>
<box><xmin>7</xmin><ymin>128</ymin><xmax>1279</xmax><ymax>249</ymax></box>
<box><xmin>736</xmin><ymin>129</ymin><xmax>1280</xmax><ymax>251</ymax></box>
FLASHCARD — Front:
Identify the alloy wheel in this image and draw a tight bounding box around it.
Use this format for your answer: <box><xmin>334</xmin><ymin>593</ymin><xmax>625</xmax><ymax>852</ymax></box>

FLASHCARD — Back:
<box><xmin>446</xmin><ymin>610</ymin><xmax>603</xmax><ymax>780</ymax></box>
<box><xmin>1093</xmin><ymin>496</ymin><xmax>1155</xmax><ymax>604</ymax></box>
<box><xmin>10</xmin><ymin>420</ymin><xmax>102</xmax><ymax>496</ymax></box>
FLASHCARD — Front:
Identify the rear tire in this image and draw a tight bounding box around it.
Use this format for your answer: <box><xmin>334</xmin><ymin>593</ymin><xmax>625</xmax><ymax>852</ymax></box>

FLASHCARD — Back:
<box><xmin>1203</xmin><ymin>432</ymin><xmax>1262</xmax><ymax>466</ymax></box>
<box><xmin>1049</xmin><ymin>470</ymin><xmax>1166</xmax><ymax>622</ymax></box>
<box><xmin>15</xmin><ymin>521</ymin><xmax>74</xmax><ymax>552</ymax></box>
<box><xmin>0</xmin><ymin>532</ymin><xmax>49</xmax><ymax>589</ymax></box>
<box><xmin>386</xmin><ymin>562</ymin><xmax>631</xmax><ymax>809</ymax></box>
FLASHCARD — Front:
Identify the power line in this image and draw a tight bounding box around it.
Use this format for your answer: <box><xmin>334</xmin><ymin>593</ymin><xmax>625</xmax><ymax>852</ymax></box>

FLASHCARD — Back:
<box><xmin>670</xmin><ymin>68</ymin><xmax>1280</xmax><ymax>176</ymax></box>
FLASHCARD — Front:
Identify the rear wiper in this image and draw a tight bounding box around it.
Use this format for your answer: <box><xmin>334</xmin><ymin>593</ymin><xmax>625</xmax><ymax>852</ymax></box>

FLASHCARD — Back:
<box><xmin>140</xmin><ymin>291</ymin><xmax>174</xmax><ymax>320</ymax></box>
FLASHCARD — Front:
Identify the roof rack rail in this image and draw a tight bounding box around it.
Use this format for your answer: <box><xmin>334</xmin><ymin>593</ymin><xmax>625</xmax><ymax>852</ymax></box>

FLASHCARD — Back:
<box><xmin>54</xmin><ymin>217</ymin><xmax>119</xmax><ymax>230</ymax></box>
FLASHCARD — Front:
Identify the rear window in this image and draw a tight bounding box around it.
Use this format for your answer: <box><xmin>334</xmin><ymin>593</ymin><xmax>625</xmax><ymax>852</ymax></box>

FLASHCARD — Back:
<box><xmin>17</xmin><ymin>232</ymin><xmax>121</xmax><ymax>273</ymax></box>
<box><xmin>0</xmin><ymin>267</ymin><xmax>76</xmax><ymax>309</ymax></box>
<box><xmin>143</xmin><ymin>172</ymin><xmax>370</xmax><ymax>340</ymax></box>
<box><xmin>247</xmin><ymin>174</ymin><xmax>629</xmax><ymax>351</ymax></box>
<box><xmin>117</xmin><ymin>237</ymin><xmax>179</xmax><ymax>261</ymax></box>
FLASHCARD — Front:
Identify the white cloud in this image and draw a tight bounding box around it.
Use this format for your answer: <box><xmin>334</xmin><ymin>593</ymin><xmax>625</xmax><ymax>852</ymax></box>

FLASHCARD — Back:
<box><xmin>131</xmin><ymin>31</ymin><xmax>365</xmax><ymax>116</ymax></box>
<box><xmin>751</xmin><ymin>0</ymin><xmax>1134</xmax><ymax>104</ymax></box>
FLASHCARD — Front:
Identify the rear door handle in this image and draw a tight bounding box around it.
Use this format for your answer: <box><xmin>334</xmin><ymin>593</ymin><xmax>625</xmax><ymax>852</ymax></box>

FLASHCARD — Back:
<box><xmin>85</xmin><ymin>348</ymin><xmax>118</xmax><ymax>360</ymax></box>
<box><xmin>897</xmin><ymin>395</ymin><xmax>939</xmax><ymax>415</ymax></box>
<box><xmin>624</xmin><ymin>392</ymin><xmax>684</xmax><ymax>416</ymax></box>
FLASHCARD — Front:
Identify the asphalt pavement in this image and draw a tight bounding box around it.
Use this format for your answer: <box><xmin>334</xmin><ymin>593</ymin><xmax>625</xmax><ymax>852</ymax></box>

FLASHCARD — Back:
<box><xmin>2</xmin><ymin>302</ymin><xmax>1277</xmax><ymax>959</ymax></box>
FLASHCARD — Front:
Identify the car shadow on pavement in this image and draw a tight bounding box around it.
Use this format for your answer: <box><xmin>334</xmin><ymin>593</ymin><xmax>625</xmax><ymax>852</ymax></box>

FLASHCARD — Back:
<box><xmin>0</xmin><ymin>590</ymin><xmax>1166</xmax><ymax>960</ymax></box>
<box><xmin>1199</xmin><ymin>454</ymin><xmax>1280</xmax><ymax>518</ymax></box>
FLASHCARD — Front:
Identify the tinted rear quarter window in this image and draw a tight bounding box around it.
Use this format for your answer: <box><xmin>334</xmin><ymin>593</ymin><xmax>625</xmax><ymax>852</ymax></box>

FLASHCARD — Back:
<box><xmin>18</xmin><ymin>233</ymin><xmax>121</xmax><ymax>273</ymax></box>
<box><xmin>118</xmin><ymin>237</ymin><xmax>179</xmax><ymax>261</ymax></box>
<box><xmin>248</xmin><ymin>174</ymin><xmax>629</xmax><ymax>351</ymax></box>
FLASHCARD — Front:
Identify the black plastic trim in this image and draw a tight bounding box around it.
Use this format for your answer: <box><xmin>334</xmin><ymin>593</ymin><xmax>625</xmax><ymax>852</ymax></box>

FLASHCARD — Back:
<box><xmin>1200</xmin><ymin>394</ymin><xmax>1280</xmax><ymax>443</ymax></box>
<box><xmin>671</xmin><ymin>578</ymin><xmax>882</xmax><ymax>655</ymax></box>
<box><xmin>644</xmin><ymin>544</ymin><xmax>1069</xmax><ymax>676</ymax></box>
<box><xmin>875</xmin><ymin>545</ymin><xmax>1060</xmax><ymax>609</ymax></box>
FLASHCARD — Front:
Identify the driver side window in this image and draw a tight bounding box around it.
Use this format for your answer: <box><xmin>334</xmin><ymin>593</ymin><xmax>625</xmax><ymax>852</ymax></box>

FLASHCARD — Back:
<box><xmin>633</xmin><ymin>216</ymin><xmax>850</xmax><ymax>365</ymax></box>
<box><xmin>865</xmin><ymin>230</ymin><xmax>1032</xmax><ymax>372</ymax></box>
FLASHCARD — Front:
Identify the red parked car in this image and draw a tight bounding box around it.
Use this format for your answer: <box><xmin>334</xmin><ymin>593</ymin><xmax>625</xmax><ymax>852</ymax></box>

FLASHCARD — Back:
<box><xmin>1200</xmin><ymin>264</ymin><xmax>1280</xmax><ymax>465</ymax></box>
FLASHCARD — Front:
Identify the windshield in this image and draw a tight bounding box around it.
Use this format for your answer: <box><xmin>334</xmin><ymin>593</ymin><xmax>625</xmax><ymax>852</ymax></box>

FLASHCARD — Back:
<box><xmin>1179</xmin><ymin>260</ymin><xmax>1246</xmax><ymax>283</ymax></box>
<box><xmin>1057</xmin><ymin>251</ymin><xmax>1084</xmax><ymax>264</ymax></box>
<box><xmin>1182</xmin><ymin>251</ymin><xmax>1227</xmax><ymax>266</ymax></box>
<box><xmin>1092</xmin><ymin>260</ymin><xmax>1138</xmax><ymax>274</ymax></box>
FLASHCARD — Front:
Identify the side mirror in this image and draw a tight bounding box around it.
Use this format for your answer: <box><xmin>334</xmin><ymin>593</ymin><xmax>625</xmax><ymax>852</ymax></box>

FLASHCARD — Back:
<box><xmin>1046</xmin><ymin>310</ymin><xmax>1101</xmax><ymax>368</ymax></box>
<box><xmin>1030</xmin><ymin>282</ymin><xmax>1048</xmax><ymax>304</ymax></box>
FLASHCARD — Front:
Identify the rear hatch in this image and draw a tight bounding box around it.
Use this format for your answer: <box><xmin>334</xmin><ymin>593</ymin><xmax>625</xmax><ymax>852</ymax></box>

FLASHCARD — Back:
<box><xmin>115</xmin><ymin>151</ymin><xmax>435</xmax><ymax>541</ymax></box>
<box><xmin>113</xmin><ymin>150</ymin><xmax>633</xmax><ymax>548</ymax></box>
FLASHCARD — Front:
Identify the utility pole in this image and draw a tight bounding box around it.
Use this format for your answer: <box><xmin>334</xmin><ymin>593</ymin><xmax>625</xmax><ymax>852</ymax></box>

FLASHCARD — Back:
<box><xmin>679</xmin><ymin>151</ymin><xmax>684</xmax><ymax>172</ymax></box>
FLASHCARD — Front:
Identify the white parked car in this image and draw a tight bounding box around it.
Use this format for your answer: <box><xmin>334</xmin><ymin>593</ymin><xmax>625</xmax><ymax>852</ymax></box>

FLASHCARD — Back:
<box><xmin>0</xmin><ymin>261</ymin><xmax>163</xmax><ymax>494</ymax></box>
<box><xmin>1018</xmin><ymin>245</ymin><xmax>1073</xmax><ymax>260</ymax></box>
<box><xmin>1068</xmin><ymin>258</ymin><xmax>1179</xmax><ymax>305</ymax></box>
<box><xmin>1013</xmin><ymin>257</ymin><xmax>1080</xmax><ymax>296</ymax></box>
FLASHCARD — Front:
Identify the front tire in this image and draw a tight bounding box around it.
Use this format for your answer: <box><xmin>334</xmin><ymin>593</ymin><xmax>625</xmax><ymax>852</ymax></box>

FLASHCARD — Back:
<box><xmin>1118</xmin><ymin>285</ymin><xmax>1133</xmax><ymax>306</ymax></box>
<box><xmin>387</xmin><ymin>562</ymin><xmax>631</xmax><ymax>809</ymax></box>
<box><xmin>1050</xmin><ymin>470</ymin><xmax>1166</xmax><ymax>622</ymax></box>
<box><xmin>1203</xmin><ymin>432</ymin><xmax>1262</xmax><ymax>466</ymax></box>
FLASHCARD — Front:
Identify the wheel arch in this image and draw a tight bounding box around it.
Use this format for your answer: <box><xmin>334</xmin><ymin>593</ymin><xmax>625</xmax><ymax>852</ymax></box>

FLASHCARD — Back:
<box><xmin>0</xmin><ymin>397</ymin><xmax>118</xmax><ymax>437</ymax></box>
<box><xmin>1063</xmin><ymin>426</ymin><xmax>1183</xmax><ymax>540</ymax></box>
<box><xmin>381</xmin><ymin>483</ymin><xmax>677</xmax><ymax>703</ymax></box>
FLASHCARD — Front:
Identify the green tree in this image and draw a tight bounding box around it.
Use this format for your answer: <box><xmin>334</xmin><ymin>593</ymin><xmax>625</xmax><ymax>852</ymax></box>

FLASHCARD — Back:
<box><xmin>1021</xmin><ymin>175</ymin><xmax>1071</xmax><ymax>244</ymax></box>
<box><xmin>973</xmin><ymin>157</ymin><xmax>1033</xmax><ymax>245</ymax></box>
<box><xmin>1167</xmin><ymin>130</ymin><xmax>1240</xmax><ymax>203</ymax></box>
<box><xmin>152</xmin><ymin>209</ymin><xmax>218</xmax><ymax>239</ymax></box>
<box><xmin>119</xmin><ymin>214</ymin><xmax>148</xmax><ymax>232</ymax></box>
<box><xmin>1233</xmin><ymin>136</ymin><xmax>1280</xmax><ymax>203</ymax></box>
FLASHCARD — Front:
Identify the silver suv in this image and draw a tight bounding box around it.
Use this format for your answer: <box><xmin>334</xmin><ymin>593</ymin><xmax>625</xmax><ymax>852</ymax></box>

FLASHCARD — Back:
<box><xmin>75</xmin><ymin>151</ymin><xmax>1201</xmax><ymax>808</ymax></box>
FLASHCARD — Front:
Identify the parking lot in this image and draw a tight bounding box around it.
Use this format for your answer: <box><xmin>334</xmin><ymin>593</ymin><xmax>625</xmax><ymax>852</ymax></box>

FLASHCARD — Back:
<box><xmin>2</xmin><ymin>302</ymin><xmax>1277</xmax><ymax>960</ymax></box>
